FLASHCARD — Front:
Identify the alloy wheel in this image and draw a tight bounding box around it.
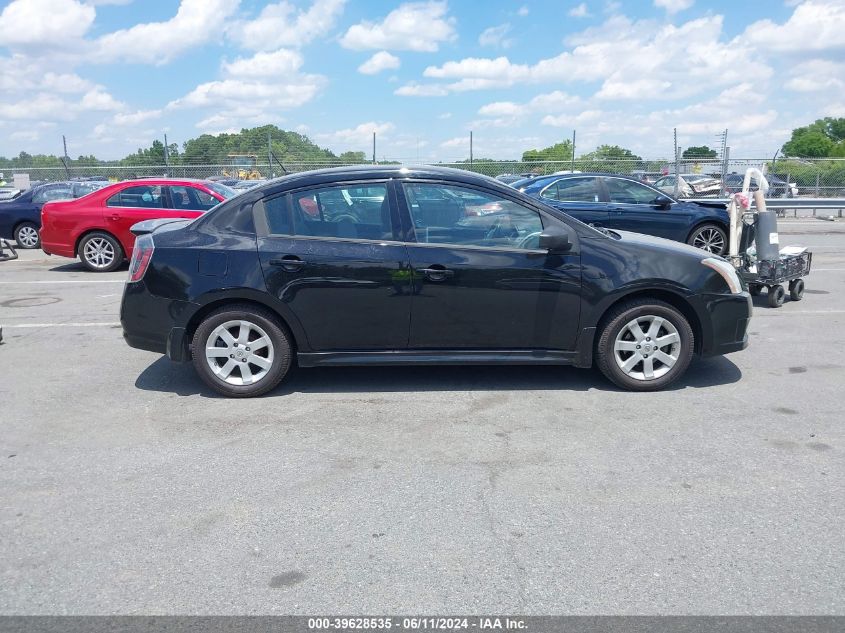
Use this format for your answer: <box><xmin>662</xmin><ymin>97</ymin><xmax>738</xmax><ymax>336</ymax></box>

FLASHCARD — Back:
<box><xmin>692</xmin><ymin>227</ymin><xmax>725</xmax><ymax>254</ymax></box>
<box><xmin>83</xmin><ymin>237</ymin><xmax>116</xmax><ymax>269</ymax></box>
<box><xmin>613</xmin><ymin>315</ymin><xmax>681</xmax><ymax>381</ymax></box>
<box><xmin>205</xmin><ymin>320</ymin><xmax>275</xmax><ymax>386</ymax></box>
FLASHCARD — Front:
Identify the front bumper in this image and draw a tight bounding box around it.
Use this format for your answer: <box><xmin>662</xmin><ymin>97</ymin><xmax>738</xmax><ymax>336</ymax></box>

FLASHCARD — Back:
<box><xmin>692</xmin><ymin>291</ymin><xmax>752</xmax><ymax>357</ymax></box>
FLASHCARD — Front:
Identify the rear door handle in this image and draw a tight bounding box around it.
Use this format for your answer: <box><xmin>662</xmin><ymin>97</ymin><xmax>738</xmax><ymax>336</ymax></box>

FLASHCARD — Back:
<box><xmin>269</xmin><ymin>255</ymin><xmax>307</xmax><ymax>271</ymax></box>
<box><xmin>109</xmin><ymin>213</ymin><xmax>121</xmax><ymax>221</ymax></box>
<box><xmin>418</xmin><ymin>266</ymin><xmax>455</xmax><ymax>281</ymax></box>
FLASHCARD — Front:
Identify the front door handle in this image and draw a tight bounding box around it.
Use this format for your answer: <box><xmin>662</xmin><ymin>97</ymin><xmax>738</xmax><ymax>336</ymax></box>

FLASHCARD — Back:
<box><xmin>269</xmin><ymin>255</ymin><xmax>307</xmax><ymax>272</ymax></box>
<box><xmin>418</xmin><ymin>266</ymin><xmax>455</xmax><ymax>281</ymax></box>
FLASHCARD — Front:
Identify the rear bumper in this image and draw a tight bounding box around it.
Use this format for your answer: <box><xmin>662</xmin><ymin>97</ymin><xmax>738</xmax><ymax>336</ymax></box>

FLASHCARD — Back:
<box><xmin>693</xmin><ymin>291</ymin><xmax>752</xmax><ymax>357</ymax></box>
<box><xmin>120</xmin><ymin>280</ymin><xmax>197</xmax><ymax>362</ymax></box>
<box><xmin>40</xmin><ymin>240</ymin><xmax>75</xmax><ymax>258</ymax></box>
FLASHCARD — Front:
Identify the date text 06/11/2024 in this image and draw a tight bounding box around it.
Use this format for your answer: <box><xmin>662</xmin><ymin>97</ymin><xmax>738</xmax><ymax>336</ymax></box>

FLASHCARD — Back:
<box><xmin>307</xmin><ymin>617</ymin><xmax>527</xmax><ymax>630</ymax></box>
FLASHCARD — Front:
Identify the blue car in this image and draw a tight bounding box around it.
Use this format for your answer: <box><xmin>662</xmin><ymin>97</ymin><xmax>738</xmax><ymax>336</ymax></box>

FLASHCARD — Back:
<box><xmin>0</xmin><ymin>181</ymin><xmax>107</xmax><ymax>249</ymax></box>
<box><xmin>514</xmin><ymin>173</ymin><xmax>730</xmax><ymax>255</ymax></box>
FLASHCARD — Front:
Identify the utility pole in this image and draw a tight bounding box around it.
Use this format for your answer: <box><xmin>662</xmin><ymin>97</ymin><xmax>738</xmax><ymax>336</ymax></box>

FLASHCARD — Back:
<box><xmin>163</xmin><ymin>133</ymin><xmax>169</xmax><ymax>174</ymax></box>
<box><xmin>571</xmin><ymin>130</ymin><xmax>576</xmax><ymax>173</ymax></box>
<box><xmin>268</xmin><ymin>130</ymin><xmax>273</xmax><ymax>177</ymax></box>
<box><xmin>372</xmin><ymin>131</ymin><xmax>376</xmax><ymax>165</ymax></box>
<box><xmin>469</xmin><ymin>131</ymin><xmax>473</xmax><ymax>166</ymax></box>
<box><xmin>673</xmin><ymin>128</ymin><xmax>680</xmax><ymax>198</ymax></box>
<box><xmin>61</xmin><ymin>135</ymin><xmax>71</xmax><ymax>179</ymax></box>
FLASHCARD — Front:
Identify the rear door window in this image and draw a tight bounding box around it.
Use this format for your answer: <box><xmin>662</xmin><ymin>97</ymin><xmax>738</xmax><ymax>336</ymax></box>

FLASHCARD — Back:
<box><xmin>33</xmin><ymin>185</ymin><xmax>73</xmax><ymax>203</ymax></box>
<box><xmin>107</xmin><ymin>185</ymin><xmax>164</xmax><ymax>208</ymax></box>
<box><xmin>288</xmin><ymin>183</ymin><xmax>393</xmax><ymax>241</ymax></box>
<box><xmin>542</xmin><ymin>177</ymin><xmax>601</xmax><ymax>203</ymax></box>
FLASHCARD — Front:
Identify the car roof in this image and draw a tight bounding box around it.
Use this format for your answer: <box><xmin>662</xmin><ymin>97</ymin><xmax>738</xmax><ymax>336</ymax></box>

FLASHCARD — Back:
<box><xmin>127</xmin><ymin>177</ymin><xmax>217</xmax><ymax>184</ymax></box>
<box><xmin>256</xmin><ymin>164</ymin><xmax>514</xmax><ymax>192</ymax></box>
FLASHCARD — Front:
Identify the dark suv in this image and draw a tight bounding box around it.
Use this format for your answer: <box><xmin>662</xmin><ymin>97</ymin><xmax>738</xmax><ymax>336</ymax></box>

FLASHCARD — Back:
<box><xmin>120</xmin><ymin>166</ymin><xmax>751</xmax><ymax>397</ymax></box>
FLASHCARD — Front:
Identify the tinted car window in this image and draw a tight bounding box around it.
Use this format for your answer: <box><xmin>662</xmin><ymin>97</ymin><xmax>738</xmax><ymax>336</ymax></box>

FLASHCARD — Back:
<box><xmin>107</xmin><ymin>185</ymin><xmax>164</xmax><ymax>208</ymax></box>
<box><xmin>288</xmin><ymin>183</ymin><xmax>392</xmax><ymax>241</ymax></box>
<box><xmin>264</xmin><ymin>195</ymin><xmax>292</xmax><ymax>235</ymax></box>
<box><xmin>543</xmin><ymin>177</ymin><xmax>600</xmax><ymax>202</ymax></box>
<box><xmin>605</xmin><ymin>178</ymin><xmax>661</xmax><ymax>204</ymax></box>
<box><xmin>166</xmin><ymin>186</ymin><xmax>219</xmax><ymax>211</ymax></box>
<box><xmin>33</xmin><ymin>185</ymin><xmax>73</xmax><ymax>203</ymax></box>
<box><xmin>205</xmin><ymin>182</ymin><xmax>237</xmax><ymax>199</ymax></box>
<box><xmin>403</xmin><ymin>183</ymin><xmax>543</xmax><ymax>250</ymax></box>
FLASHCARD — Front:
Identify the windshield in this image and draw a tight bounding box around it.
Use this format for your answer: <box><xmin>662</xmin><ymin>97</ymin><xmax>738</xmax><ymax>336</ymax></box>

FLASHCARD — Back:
<box><xmin>205</xmin><ymin>182</ymin><xmax>237</xmax><ymax>199</ymax></box>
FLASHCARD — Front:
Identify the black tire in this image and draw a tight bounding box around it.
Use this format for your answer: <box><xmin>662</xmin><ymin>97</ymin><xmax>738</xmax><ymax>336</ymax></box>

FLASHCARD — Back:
<box><xmin>749</xmin><ymin>284</ymin><xmax>763</xmax><ymax>297</ymax></box>
<box><xmin>14</xmin><ymin>222</ymin><xmax>40</xmax><ymax>249</ymax></box>
<box><xmin>596</xmin><ymin>299</ymin><xmax>694</xmax><ymax>392</ymax></box>
<box><xmin>789</xmin><ymin>279</ymin><xmax>804</xmax><ymax>302</ymax></box>
<box><xmin>768</xmin><ymin>285</ymin><xmax>785</xmax><ymax>308</ymax></box>
<box><xmin>192</xmin><ymin>304</ymin><xmax>292</xmax><ymax>398</ymax></box>
<box><xmin>77</xmin><ymin>231</ymin><xmax>124</xmax><ymax>272</ymax></box>
<box><xmin>687</xmin><ymin>223</ymin><xmax>728</xmax><ymax>256</ymax></box>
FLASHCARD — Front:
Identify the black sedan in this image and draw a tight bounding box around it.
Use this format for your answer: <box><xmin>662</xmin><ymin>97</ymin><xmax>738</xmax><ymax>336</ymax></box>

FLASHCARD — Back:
<box><xmin>0</xmin><ymin>180</ymin><xmax>108</xmax><ymax>248</ymax></box>
<box><xmin>514</xmin><ymin>173</ymin><xmax>731</xmax><ymax>256</ymax></box>
<box><xmin>120</xmin><ymin>165</ymin><xmax>751</xmax><ymax>397</ymax></box>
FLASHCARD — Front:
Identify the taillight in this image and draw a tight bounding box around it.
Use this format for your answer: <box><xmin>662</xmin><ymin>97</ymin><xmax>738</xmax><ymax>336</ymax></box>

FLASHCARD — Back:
<box><xmin>128</xmin><ymin>235</ymin><xmax>154</xmax><ymax>282</ymax></box>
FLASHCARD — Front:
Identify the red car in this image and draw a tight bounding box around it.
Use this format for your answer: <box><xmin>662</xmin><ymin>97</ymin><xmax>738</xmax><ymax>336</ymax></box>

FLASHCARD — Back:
<box><xmin>40</xmin><ymin>178</ymin><xmax>235</xmax><ymax>272</ymax></box>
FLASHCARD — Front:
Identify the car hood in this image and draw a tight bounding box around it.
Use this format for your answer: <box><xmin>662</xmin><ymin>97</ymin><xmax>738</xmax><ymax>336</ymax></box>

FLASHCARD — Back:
<box><xmin>610</xmin><ymin>229</ymin><xmax>719</xmax><ymax>260</ymax></box>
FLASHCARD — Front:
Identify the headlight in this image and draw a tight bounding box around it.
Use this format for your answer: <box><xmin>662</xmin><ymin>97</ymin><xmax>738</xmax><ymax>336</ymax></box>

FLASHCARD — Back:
<box><xmin>701</xmin><ymin>257</ymin><xmax>744</xmax><ymax>294</ymax></box>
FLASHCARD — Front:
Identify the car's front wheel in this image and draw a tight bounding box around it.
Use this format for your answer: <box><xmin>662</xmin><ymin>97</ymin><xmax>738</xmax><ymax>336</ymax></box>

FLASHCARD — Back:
<box><xmin>14</xmin><ymin>222</ymin><xmax>40</xmax><ymax>249</ymax></box>
<box><xmin>192</xmin><ymin>304</ymin><xmax>293</xmax><ymax>398</ymax></box>
<box><xmin>78</xmin><ymin>232</ymin><xmax>124</xmax><ymax>272</ymax></box>
<box><xmin>596</xmin><ymin>299</ymin><xmax>694</xmax><ymax>391</ymax></box>
<box><xmin>687</xmin><ymin>223</ymin><xmax>728</xmax><ymax>256</ymax></box>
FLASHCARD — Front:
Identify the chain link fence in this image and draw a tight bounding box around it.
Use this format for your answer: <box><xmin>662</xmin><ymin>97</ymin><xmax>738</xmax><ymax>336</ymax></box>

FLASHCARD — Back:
<box><xmin>5</xmin><ymin>157</ymin><xmax>845</xmax><ymax>198</ymax></box>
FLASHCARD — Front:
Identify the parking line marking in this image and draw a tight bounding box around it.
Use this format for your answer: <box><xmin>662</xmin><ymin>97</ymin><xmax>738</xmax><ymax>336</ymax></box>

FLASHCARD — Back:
<box><xmin>755</xmin><ymin>310</ymin><xmax>845</xmax><ymax>316</ymax></box>
<box><xmin>4</xmin><ymin>322</ymin><xmax>120</xmax><ymax>329</ymax></box>
<box><xmin>0</xmin><ymin>280</ymin><xmax>125</xmax><ymax>284</ymax></box>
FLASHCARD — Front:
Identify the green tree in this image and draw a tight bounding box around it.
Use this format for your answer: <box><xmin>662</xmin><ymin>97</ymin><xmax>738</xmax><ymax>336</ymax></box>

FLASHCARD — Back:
<box><xmin>338</xmin><ymin>151</ymin><xmax>367</xmax><ymax>163</ymax></box>
<box><xmin>522</xmin><ymin>140</ymin><xmax>574</xmax><ymax>162</ymax></box>
<box><xmin>581</xmin><ymin>145</ymin><xmax>643</xmax><ymax>161</ymax></box>
<box><xmin>783</xmin><ymin>117</ymin><xmax>845</xmax><ymax>157</ymax></box>
<box><xmin>682</xmin><ymin>145</ymin><xmax>718</xmax><ymax>159</ymax></box>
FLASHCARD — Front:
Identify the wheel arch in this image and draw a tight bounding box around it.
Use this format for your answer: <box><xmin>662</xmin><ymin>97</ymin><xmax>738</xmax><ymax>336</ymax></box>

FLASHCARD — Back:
<box><xmin>74</xmin><ymin>228</ymin><xmax>125</xmax><ymax>257</ymax></box>
<box><xmin>594</xmin><ymin>288</ymin><xmax>703</xmax><ymax>355</ymax></box>
<box><xmin>184</xmin><ymin>296</ymin><xmax>303</xmax><ymax>358</ymax></box>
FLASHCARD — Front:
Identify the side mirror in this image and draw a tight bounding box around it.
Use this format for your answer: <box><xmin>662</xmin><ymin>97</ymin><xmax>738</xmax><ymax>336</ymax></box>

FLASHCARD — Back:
<box><xmin>653</xmin><ymin>195</ymin><xmax>672</xmax><ymax>209</ymax></box>
<box><xmin>538</xmin><ymin>228</ymin><xmax>572</xmax><ymax>253</ymax></box>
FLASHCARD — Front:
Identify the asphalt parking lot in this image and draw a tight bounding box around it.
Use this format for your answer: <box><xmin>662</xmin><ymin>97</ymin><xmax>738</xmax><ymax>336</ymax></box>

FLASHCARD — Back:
<box><xmin>1</xmin><ymin>220</ymin><xmax>843</xmax><ymax>615</ymax></box>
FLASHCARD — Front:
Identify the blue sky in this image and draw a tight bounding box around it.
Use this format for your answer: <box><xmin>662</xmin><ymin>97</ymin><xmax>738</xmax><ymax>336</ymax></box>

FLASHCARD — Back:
<box><xmin>0</xmin><ymin>0</ymin><xmax>843</xmax><ymax>161</ymax></box>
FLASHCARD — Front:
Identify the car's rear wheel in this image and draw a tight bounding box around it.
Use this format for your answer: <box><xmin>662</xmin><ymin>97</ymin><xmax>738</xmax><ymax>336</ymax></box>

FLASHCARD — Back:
<box><xmin>14</xmin><ymin>222</ymin><xmax>40</xmax><ymax>249</ymax></box>
<box><xmin>192</xmin><ymin>304</ymin><xmax>292</xmax><ymax>398</ymax></box>
<box><xmin>78</xmin><ymin>232</ymin><xmax>123</xmax><ymax>272</ymax></box>
<box><xmin>596</xmin><ymin>299</ymin><xmax>694</xmax><ymax>391</ymax></box>
<box><xmin>688</xmin><ymin>223</ymin><xmax>727</xmax><ymax>256</ymax></box>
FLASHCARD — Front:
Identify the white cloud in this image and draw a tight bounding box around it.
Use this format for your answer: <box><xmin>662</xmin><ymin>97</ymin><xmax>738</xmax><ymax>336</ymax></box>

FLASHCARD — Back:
<box><xmin>168</xmin><ymin>48</ymin><xmax>324</xmax><ymax>131</ymax></box>
<box><xmin>221</xmin><ymin>49</ymin><xmax>305</xmax><ymax>78</ymax></box>
<box><xmin>314</xmin><ymin>121</ymin><xmax>395</xmax><ymax>153</ymax></box>
<box><xmin>395</xmin><ymin>82</ymin><xmax>450</xmax><ymax>96</ymax></box>
<box><xmin>653</xmin><ymin>0</ymin><xmax>694</xmax><ymax>14</ymax></box>
<box><xmin>438</xmin><ymin>112</ymin><xmax>452</xmax><ymax>119</ymax></box>
<box><xmin>0</xmin><ymin>0</ymin><xmax>95</xmax><ymax>49</ymax></box>
<box><xmin>227</xmin><ymin>0</ymin><xmax>346</xmax><ymax>52</ymax></box>
<box><xmin>112</xmin><ymin>109</ymin><xmax>164</xmax><ymax>126</ymax></box>
<box><xmin>358</xmin><ymin>51</ymin><xmax>401</xmax><ymax>74</ymax></box>
<box><xmin>408</xmin><ymin>14</ymin><xmax>768</xmax><ymax>102</ymax></box>
<box><xmin>517</xmin><ymin>5</ymin><xmax>529</xmax><ymax>16</ymax></box>
<box><xmin>478</xmin><ymin>23</ymin><xmax>513</xmax><ymax>48</ymax></box>
<box><xmin>569</xmin><ymin>3</ymin><xmax>590</xmax><ymax>18</ymax></box>
<box><xmin>783</xmin><ymin>59</ymin><xmax>845</xmax><ymax>92</ymax></box>
<box><xmin>744</xmin><ymin>0</ymin><xmax>845</xmax><ymax>52</ymax></box>
<box><xmin>92</xmin><ymin>0</ymin><xmax>238</xmax><ymax>64</ymax></box>
<box><xmin>340</xmin><ymin>1</ymin><xmax>456</xmax><ymax>52</ymax></box>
